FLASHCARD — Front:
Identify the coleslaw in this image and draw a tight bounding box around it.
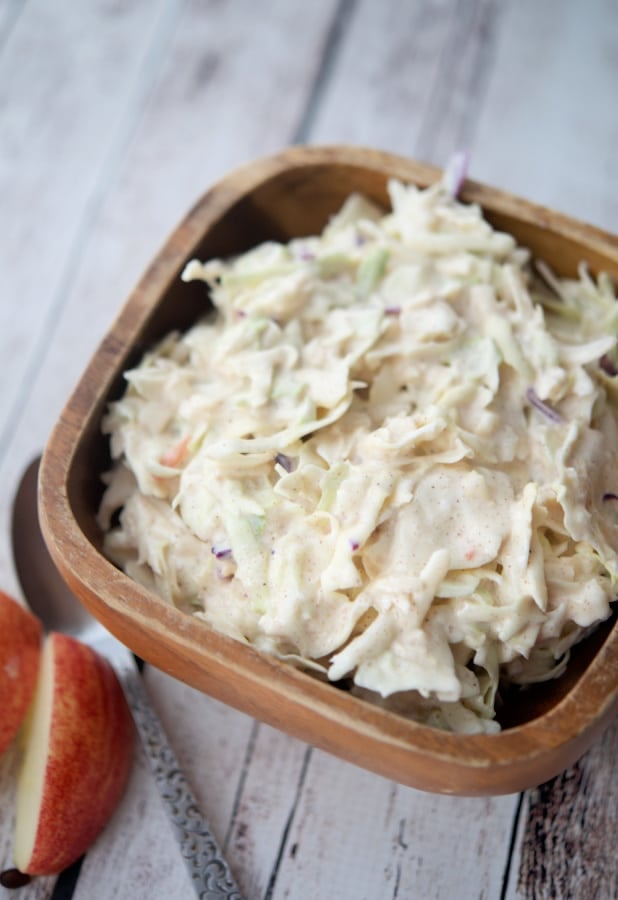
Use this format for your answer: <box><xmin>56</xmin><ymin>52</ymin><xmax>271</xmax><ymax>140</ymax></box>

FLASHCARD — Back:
<box><xmin>98</xmin><ymin>169</ymin><xmax>618</xmax><ymax>734</ymax></box>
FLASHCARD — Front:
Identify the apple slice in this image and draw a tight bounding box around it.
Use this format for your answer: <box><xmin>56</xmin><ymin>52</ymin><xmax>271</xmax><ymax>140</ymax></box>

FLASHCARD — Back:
<box><xmin>14</xmin><ymin>632</ymin><xmax>134</xmax><ymax>876</ymax></box>
<box><xmin>0</xmin><ymin>590</ymin><xmax>42</xmax><ymax>757</ymax></box>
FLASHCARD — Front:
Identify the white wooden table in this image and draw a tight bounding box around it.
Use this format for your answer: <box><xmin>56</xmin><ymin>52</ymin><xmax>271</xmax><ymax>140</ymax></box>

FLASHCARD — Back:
<box><xmin>1</xmin><ymin>1</ymin><xmax>617</xmax><ymax>897</ymax></box>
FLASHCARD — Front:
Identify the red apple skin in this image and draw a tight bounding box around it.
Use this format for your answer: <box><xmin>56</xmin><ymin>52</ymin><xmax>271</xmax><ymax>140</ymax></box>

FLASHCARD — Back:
<box><xmin>0</xmin><ymin>590</ymin><xmax>42</xmax><ymax>757</ymax></box>
<box><xmin>17</xmin><ymin>632</ymin><xmax>134</xmax><ymax>876</ymax></box>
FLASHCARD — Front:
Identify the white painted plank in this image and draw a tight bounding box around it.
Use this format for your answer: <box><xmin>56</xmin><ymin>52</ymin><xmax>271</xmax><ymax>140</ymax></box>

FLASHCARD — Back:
<box><xmin>0</xmin><ymin>0</ymin><xmax>21</xmax><ymax>48</ymax></box>
<box><xmin>87</xmin><ymin>672</ymin><xmax>519</xmax><ymax>900</ymax></box>
<box><xmin>141</xmin><ymin>669</ymin><xmax>311</xmax><ymax>900</ymax></box>
<box><xmin>222</xmin><ymin>725</ymin><xmax>311</xmax><ymax>898</ymax></box>
<box><xmin>0</xmin><ymin>0</ymin><xmax>339</xmax><ymax>588</ymax></box>
<box><xmin>140</xmin><ymin>667</ymin><xmax>258</xmax><ymax>849</ymax></box>
<box><xmin>79</xmin><ymin>667</ymin><xmax>315</xmax><ymax>900</ymax></box>
<box><xmin>308</xmin><ymin>0</ymin><xmax>468</xmax><ymax>152</ymax></box>
<box><xmin>470</xmin><ymin>0</ymin><xmax>618</xmax><ymax>231</ymax></box>
<box><xmin>267</xmin><ymin>748</ymin><xmax>518</xmax><ymax>899</ymax></box>
<box><xmin>307</xmin><ymin>0</ymin><xmax>501</xmax><ymax>164</ymax></box>
<box><xmin>0</xmin><ymin>0</ymin><xmax>181</xmax><ymax>440</ymax></box>
<box><xmin>309</xmin><ymin>0</ymin><xmax>618</xmax><ymax>232</ymax></box>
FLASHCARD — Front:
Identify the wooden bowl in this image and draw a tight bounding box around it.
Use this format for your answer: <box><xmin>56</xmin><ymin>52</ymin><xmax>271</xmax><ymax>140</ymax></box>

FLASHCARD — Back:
<box><xmin>39</xmin><ymin>146</ymin><xmax>618</xmax><ymax>796</ymax></box>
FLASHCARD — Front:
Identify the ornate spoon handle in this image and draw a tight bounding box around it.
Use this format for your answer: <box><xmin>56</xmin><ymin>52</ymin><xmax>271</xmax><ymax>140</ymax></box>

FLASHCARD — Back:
<box><xmin>99</xmin><ymin>633</ymin><xmax>243</xmax><ymax>900</ymax></box>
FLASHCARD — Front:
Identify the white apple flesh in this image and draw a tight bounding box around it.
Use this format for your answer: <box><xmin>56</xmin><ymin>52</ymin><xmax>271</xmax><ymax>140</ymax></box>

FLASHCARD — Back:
<box><xmin>14</xmin><ymin>631</ymin><xmax>134</xmax><ymax>876</ymax></box>
<box><xmin>0</xmin><ymin>590</ymin><xmax>42</xmax><ymax>757</ymax></box>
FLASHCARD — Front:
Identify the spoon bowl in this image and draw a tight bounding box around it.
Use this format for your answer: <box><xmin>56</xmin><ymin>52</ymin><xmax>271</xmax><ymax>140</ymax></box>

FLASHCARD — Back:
<box><xmin>12</xmin><ymin>457</ymin><xmax>97</xmax><ymax>639</ymax></box>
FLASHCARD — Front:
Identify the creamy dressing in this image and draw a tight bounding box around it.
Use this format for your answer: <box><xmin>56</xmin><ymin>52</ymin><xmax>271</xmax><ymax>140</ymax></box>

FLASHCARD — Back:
<box><xmin>98</xmin><ymin>173</ymin><xmax>618</xmax><ymax>734</ymax></box>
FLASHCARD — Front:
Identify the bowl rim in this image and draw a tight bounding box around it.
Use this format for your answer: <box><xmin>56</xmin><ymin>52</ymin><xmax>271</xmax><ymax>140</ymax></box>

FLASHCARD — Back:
<box><xmin>38</xmin><ymin>144</ymin><xmax>618</xmax><ymax>794</ymax></box>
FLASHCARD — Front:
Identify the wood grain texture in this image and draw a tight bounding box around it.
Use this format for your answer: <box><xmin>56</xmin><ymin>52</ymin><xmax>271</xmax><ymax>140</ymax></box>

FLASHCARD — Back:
<box><xmin>0</xmin><ymin>0</ymin><xmax>21</xmax><ymax>51</ymax></box>
<box><xmin>270</xmin><ymin>748</ymin><xmax>516</xmax><ymax>900</ymax></box>
<box><xmin>139</xmin><ymin>668</ymin><xmax>519</xmax><ymax>900</ymax></box>
<box><xmin>0</xmin><ymin>0</ymin><xmax>180</xmax><ymax>443</ymax></box>
<box><xmin>143</xmin><ymin>668</ymin><xmax>313</xmax><ymax>900</ymax></box>
<box><xmin>506</xmin><ymin>718</ymin><xmax>618</xmax><ymax>900</ymax></box>
<box><xmin>471</xmin><ymin>0</ymin><xmax>618</xmax><ymax>231</ymax></box>
<box><xmin>309</xmin><ymin>0</ymin><xmax>477</xmax><ymax>153</ymax></box>
<box><xmin>305</xmin><ymin>0</ymin><xmax>618</xmax><ymax>231</ymax></box>
<box><xmin>308</xmin><ymin>0</ymin><xmax>505</xmax><ymax>163</ymax></box>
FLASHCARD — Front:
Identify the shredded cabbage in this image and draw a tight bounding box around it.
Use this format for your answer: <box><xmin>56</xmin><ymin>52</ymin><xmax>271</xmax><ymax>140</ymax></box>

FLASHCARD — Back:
<box><xmin>98</xmin><ymin>170</ymin><xmax>618</xmax><ymax>734</ymax></box>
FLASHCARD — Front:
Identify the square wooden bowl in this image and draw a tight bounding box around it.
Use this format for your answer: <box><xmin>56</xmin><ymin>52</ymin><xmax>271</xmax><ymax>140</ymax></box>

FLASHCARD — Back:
<box><xmin>39</xmin><ymin>146</ymin><xmax>618</xmax><ymax>796</ymax></box>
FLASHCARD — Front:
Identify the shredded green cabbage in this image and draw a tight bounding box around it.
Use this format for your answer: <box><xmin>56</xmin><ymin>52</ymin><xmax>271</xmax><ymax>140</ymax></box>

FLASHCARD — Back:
<box><xmin>98</xmin><ymin>171</ymin><xmax>618</xmax><ymax>735</ymax></box>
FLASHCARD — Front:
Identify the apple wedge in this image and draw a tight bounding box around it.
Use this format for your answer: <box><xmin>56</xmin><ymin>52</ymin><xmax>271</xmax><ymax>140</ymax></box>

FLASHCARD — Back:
<box><xmin>0</xmin><ymin>590</ymin><xmax>42</xmax><ymax>757</ymax></box>
<box><xmin>14</xmin><ymin>632</ymin><xmax>134</xmax><ymax>876</ymax></box>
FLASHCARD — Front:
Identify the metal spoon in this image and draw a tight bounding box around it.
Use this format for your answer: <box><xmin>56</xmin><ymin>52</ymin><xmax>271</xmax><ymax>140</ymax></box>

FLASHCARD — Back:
<box><xmin>11</xmin><ymin>457</ymin><xmax>243</xmax><ymax>900</ymax></box>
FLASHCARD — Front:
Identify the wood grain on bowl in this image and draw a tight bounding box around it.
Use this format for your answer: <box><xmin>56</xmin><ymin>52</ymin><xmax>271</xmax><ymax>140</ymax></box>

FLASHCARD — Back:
<box><xmin>37</xmin><ymin>146</ymin><xmax>618</xmax><ymax>796</ymax></box>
